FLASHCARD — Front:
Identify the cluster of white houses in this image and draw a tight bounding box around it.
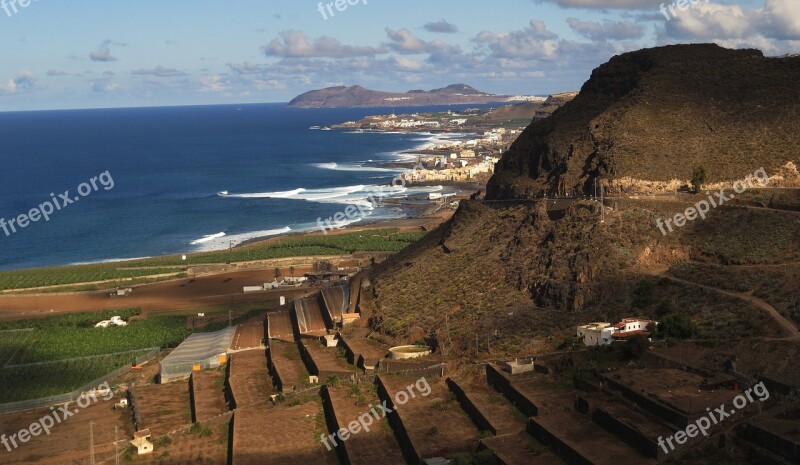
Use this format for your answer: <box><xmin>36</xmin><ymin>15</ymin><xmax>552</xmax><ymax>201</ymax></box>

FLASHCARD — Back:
<box><xmin>576</xmin><ymin>318</ymin><xmax>657</xmax><ymax>346</ymax></box>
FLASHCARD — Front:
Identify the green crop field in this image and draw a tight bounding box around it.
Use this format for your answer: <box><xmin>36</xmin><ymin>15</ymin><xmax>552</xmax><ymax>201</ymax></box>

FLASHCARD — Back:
<box><xmin>0</xmin><ymin>307</ymin><xmax>266</xmax><ymax>403</ymax></box>
<box><xmin>0</xmin><ymin>229</ymin><xmax>426</xmax><ymax>291</ymax></box>
<box><xmin>131</xmin><ymin>228</ymin><xmax>427</xmax><ymax>267</ymax></box>
<box><xmin>0</xmin><ymin>264</ymin><xmax>185</xmax><ymax>291</ymax></box>
<box><xmin>0</xmin><ymin>352</ymin><xmax>153</xmax><ymax>403</ymax></box>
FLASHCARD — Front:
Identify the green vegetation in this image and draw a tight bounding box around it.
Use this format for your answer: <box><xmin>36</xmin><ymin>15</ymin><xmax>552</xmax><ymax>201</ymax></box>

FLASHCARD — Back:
<box><xmin>656</xmin><ymin>314</ymin><xmax>694</xmax><ymax>339</ymax></box>
<box><xmin>0</xmin><ymin>351</ymin><xmax>150</xmax><ymax>402</ymax></box>
<box><xmin>689</xmin><ymin>209</ymin><xmax>800</xmax><ymax>265</ymax></box>
<box><xmin>0</xmin><ymin>307</ymin><xmax>265</xmax><ymax>403</ymax></box>
<box><xmin>0</xmin><ymin>265</ymin><xmax>185</xmax><ymax>291</ymax></box>
<box><xmin>131</xmin><ymin>228</ymin><xmax>426</xmax><ymax>267</ymax></box>
<box><xmin>190</xmin><ymin>422</ymin><xmax>213</xmax><ymax>437</ymax></box>
<box><xmin>691</xmin><ymin>166</ymin><xmax>707</xmax><ymax>193</ymax></box>
<box><xmin>0</xmin><ymin>229</ymin><xmax>424</xmax><ymax>291</ymax></box>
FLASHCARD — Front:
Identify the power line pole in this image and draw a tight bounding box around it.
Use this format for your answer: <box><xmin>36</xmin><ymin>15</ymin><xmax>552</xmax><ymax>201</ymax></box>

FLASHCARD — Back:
<box><xmin>89</xmin><ymin>421</ymin><xmax>95</xmax><ymax>465</ymax></box>
<box><xmin>114</xmin><ymin>425</ymin><xmax>119</xmax><ymax>465</ymax></box>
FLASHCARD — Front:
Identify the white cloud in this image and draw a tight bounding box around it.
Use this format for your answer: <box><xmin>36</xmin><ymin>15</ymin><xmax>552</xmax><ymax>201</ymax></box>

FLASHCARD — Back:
<box><xmin>567</xmin><ymin>18</ymin><xmax>644</xmax><ymax>40</ymax></box>
<box><xmin>263</xmin><ymin>30</ymin><xmax>384</xmax><ymax>58</ymax></box>
<box><xmin>90</xmin><ymin>40</ymin><xmax>125</xmax><ymax>62</ymax></box>
<box><xmin>131</xmin><ymin>66</ymin><xmax>187</xmax><ymax>77</ymax></box>
<box><xmin>534</xmin><ymin>0</ymin><xmax>661</xmax><ymax>9</ymax></box>
<box><xmin>424</xmin><ymin>20</ymin><xmax>459</xmax><ymax>33</ymax></box>
<box><xmin>474</xmin><ymin>20</ymin><xmax>561</xmax><ymax>59</ymax></box>
<box><xmin>0</xmin><ymin>70</ymin><xmax>37</xmax><ymax>95</ymax></box>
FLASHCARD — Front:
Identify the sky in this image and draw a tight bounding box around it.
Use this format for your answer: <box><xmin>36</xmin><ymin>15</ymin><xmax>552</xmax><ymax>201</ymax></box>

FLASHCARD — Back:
<box><xmin>0</xmin><ymin>0</ymin><xmax>797</xmax><ymax>111</ymax></box>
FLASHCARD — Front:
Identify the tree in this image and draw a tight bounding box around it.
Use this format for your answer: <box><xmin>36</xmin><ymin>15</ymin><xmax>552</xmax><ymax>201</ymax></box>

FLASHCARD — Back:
<box><xmin>313</xmin><ymin>260</ymin><xmax>333</xmax><ymax>273</ymax></box>
<box><xmin>656</xmin><ymin>314</ymin><xmax>693</xmax><ymax>339</ymax></box>
<box><xmin>624</xmin><ymin>334</ymin><xmax>649</xmax><ymax>359</ymax></box>
<box><xmin>691</xmin><ymin>166</ymin><xmax>707</xmax><ymax>193</ymax></box>
<box><xmin>274</xmin><ymin>267</ymin><xmax>282</xmax><ymax>280</ymax></box>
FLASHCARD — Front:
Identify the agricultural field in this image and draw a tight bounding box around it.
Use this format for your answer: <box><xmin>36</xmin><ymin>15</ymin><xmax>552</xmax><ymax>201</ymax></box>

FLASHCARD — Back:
<box><xmin>0</xmin><ymin>351</ymin><xmax>151</xmax><ymax>402</ymax></box>
<box><xmin>132</xmin><ymin>228</ymin><xmax>427</xmax><ymax>267</ymax></box>
<box><xmin>0</xmin><ymin>264</ymin><xmax>186</xmax><ymax>291</ymax></box>
<box><xmin>0</xmin><ymin>308</ymin><xmax>265</xmax><ymax>403</ymax></box>
<box><xmin>0</xmin><ymin>229</ymin><xmax>425</xmax><ymax>291</ymax></box>
<box><xmin>0</xmin><ymin>329</ymin><xmax>34</xmax><ymax>366</ymax></box>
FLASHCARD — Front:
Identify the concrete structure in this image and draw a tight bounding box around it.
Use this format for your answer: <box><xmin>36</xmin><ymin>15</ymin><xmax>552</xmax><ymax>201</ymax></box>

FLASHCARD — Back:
<box><xmin>131</xmin><ymin>430</ymin><xmax>153</xmax><ymax>455</ymax></box>
<box><xmin>388</xmin><ymin>345</ymin><xmax>432</xmax><ymax>360</ymax></box>
<box><xmin>504</xmin><ymin>358</ymin><xmax>534</xmax><ymax>375</ymax></box>
<box><xmin>577</xmin><ymin>322</ymin><xmax>615</xmax><ymax>346</ymax></box>
<box><xmin>341</xmin><ymin>313</ymin><xmax>360</xmax><ymax>325</ymax></box>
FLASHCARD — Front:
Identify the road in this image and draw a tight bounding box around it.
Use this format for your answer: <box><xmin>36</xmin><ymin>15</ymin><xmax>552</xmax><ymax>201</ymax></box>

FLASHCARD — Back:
<box><xmin>647</xmin><ymin>268</ymin><xmax>800</xmax><ymax>341</ymax></box>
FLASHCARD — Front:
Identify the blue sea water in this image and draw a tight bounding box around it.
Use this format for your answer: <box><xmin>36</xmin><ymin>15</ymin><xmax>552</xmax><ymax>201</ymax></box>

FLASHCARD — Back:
<box><xmin>0</xmin><ymin>103</ymin><xmax>478</xmax><ymax>271</ymax></box>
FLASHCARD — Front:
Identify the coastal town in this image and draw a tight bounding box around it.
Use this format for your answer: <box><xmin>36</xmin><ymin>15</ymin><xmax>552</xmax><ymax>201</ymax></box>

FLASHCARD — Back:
<box><xmin>323</xmin><ymin>93</ymin><xmax>579</xmax><ymax>185</ymax></box>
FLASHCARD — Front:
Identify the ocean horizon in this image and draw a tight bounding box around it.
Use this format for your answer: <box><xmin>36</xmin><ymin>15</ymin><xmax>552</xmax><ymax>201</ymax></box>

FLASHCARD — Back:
<box><xmin>0</xmin><ymin>103</ymin><xmax>484</xmax><ymax>271</ymax></box>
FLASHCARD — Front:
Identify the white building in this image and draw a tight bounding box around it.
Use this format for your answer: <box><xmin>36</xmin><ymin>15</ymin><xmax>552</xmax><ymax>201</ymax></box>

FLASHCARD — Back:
<box><xmin>577</xmin><ymin>322</ymin><xmax>615</xmax><ymax>346</ymax></box>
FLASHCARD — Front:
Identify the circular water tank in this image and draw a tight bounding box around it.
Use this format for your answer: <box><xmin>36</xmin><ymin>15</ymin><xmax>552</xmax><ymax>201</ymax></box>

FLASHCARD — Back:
<box><xmin>388</xmin><ymin>345</ymin><xmax>432</xmax><ymax>360</ymax></box>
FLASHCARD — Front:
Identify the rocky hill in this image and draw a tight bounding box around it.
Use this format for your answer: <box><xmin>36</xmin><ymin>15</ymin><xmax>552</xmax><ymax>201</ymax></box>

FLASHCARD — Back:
<box><xmin>365</xmin><ymin>45</ymin><xmax>800</xmax><ymax>385</ymax></box>
<box><xmin>287</xmin><ymin>83</ymin><xmax>510</xmax><ymax>108</ymax></box>
<box><xmin>487</xmin><ymin>44</ymin><xmax>800</xmax><ymax>199</ymax></box>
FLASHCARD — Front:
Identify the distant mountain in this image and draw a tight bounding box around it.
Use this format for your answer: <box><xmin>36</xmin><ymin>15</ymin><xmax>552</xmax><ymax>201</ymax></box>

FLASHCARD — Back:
<box><xmin>287</xmin><ymin>83</ymin><xmax>511</xmax><ymax>108</ymax></box>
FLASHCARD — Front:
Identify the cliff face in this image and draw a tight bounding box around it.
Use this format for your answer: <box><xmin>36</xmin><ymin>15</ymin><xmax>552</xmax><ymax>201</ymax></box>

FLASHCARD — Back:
<box><xmin>487</xmin><ymin>44</ymin><xmax>800</xmax><ymax>199</ymax></box>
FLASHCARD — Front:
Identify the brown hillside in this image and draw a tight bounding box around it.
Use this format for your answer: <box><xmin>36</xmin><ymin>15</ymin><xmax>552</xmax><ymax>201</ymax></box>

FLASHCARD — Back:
<box><xmin>487</xmin><ymin>44</ymin><xmax>800</xmax><ymax>198</ymax></box>
<box><xmin>367</xmin><ymin>45</ymin><xmax>800</xmax><ymax>385</ymax></box>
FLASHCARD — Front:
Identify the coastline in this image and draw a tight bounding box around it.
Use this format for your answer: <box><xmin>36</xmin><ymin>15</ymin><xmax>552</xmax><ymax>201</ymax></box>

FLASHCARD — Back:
<box><xmin>231</xmin><ymin>185</ymin><xmax>474</xmax><ymax>250</ymax></box>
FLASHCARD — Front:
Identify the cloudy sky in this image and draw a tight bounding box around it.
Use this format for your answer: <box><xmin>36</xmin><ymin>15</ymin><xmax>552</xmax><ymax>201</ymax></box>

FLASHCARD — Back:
<box><xmin>0</xmin><ymin>0</ymin><xmax>797</xmax><ymax>111</ymax></box>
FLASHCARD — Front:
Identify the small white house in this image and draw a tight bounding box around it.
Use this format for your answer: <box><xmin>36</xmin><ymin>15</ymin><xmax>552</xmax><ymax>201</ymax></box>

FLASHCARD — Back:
<box><xmin>576</xmin><ymin>322</ymin><xmax>615</xmax><ymax>346</ymax></box>
<box><xmin>131</xmin><ymin>430</ymin><xmax>153</xmax><ymax>455</ymax></box>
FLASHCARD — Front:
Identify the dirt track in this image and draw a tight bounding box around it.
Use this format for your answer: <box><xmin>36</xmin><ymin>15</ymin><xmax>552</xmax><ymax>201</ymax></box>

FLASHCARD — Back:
<box><xmin>0</xmin><ymin>270</ymin><xmax>313</xmax><ymax>319</ymax></box>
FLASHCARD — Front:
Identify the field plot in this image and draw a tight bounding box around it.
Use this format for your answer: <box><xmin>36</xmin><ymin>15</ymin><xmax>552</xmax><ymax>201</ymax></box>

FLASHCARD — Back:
<box><xmin>301</xmin><ymin>337</ymin><xmax>359</xmax><ymax>379</ymax></box>
<box><xmin>132</xmin><ymin>381</ymin><xmax>192</xmax><ymax>437</ymax></box>
<box><xmin>268</xmin><ymin>339</ymin><xmax>310</xmax><ymax>392</ymax></box>
<box><xmin>324</xmin><ymin>385</ymin><xmax>406</xmax><ymax>465</ymax></box>
<box><xmin>0</xmin><ymin>396</ymin><xmax>134</xmax><ymax>465</ymax></box>
<box><xmin>481</xmin><ymin>432</ymin><xmax>565</xmax><ymax>465</ymax></box>
<box><xmin>504</xmin><ymin>371</ymin><xmax>578</xmax><ymax>416</ymax></box>
<box><xmin>380</xmin><ymin>375</ymin><xmax>480</xmax><ymax>460</ymax></box>
<box><xmin>136</xmin><ymin>414</ymin><xmax>231</xmax><ymax>465</ymax></box>
<box><xmin>232</xmin><ymin>320</ymin><xmax>265</xmax><ymax>350</ymax></box>
<box><xmin>338</xmin><ymin>328</ymin><xmax>388</xmax><ymax>369</ymax></box>
<box><xmin>229</xmin><ymin>350</ymin><xmax>273</xmax><ymax>407</ymax></box>
<box><xmin>233</xmin><ymin>400</ymin><xmax>335</xmax><ymax>465</ymax></box>
<box><xmin>191</xmin><ymin>370</ymin><xmax>228</xmax><ymax>422</ymax></box>
<box><xmin>0</xmin><ymin>351</ymin><xmax>152</xmax><ymax>403</ymax></box>
<box><xmin>450</xmin><ymin>376</ymin><xmax>528</xmax><ymax>435</ymax></box>
<box><xmin>267</xmin><ymin>311</ymin><xmax>295</xmax><ymax>342</ymax></box>
<box><xmin>530</xmin><ymin>411</ymin><xmax>657</xmax><ymax>465</ymax></box>
<box><xmin>0</xmin><ymin>329</ymin><xmax>33</xmax><ymax>365</ymax></box>
<box><xmin>606</xmin><ymin>368</ymin><xmax>739</xmax><ymax>415</ymax></box>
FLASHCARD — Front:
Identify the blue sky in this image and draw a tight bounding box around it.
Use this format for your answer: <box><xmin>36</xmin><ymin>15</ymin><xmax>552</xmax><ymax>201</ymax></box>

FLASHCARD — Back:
<box><xmin>0</xmin><ymin>0</ymin><xmax>796</xmax><ymax>111</ymax></box>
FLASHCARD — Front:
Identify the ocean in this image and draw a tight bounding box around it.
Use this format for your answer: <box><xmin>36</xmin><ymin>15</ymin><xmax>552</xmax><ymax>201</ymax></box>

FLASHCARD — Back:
<box><xmin>0</xmin><ymin>103</ymin><xmax>479</xmax><ymax>271</ymax></box>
